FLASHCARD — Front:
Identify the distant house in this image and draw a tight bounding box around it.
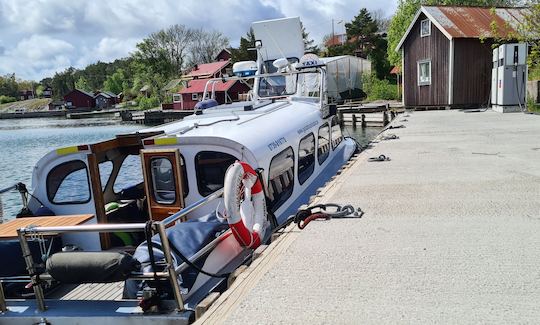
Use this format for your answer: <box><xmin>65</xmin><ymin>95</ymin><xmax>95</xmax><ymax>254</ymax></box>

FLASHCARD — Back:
<box><xmin>184</xmin><ymin>60</ymin><xmax>231</xmax><ymax>80</ymax></box>
<box><xmin>48</xmin><ymin>100</ymin><xmax>64</xmax><ymax>111</ymax></box>
<box><xmin>325</xmin><ymin>34</ymin><xmax>347</xmax><ymax>47</ymax></box>
<box><xmin>215</xmin><ymin>49</ymin><xmax>232</xmax><ymax>62</ymax></box>
<box><xmin>19</xmin><ymin>90</ymin><xmax>34</xmax><ymax>101</ymax></box>
<box><xmin>175</xmin><ymin>79</ymin><xmax>250</xmax><ymax>110</ymax></box>
<box><xmin>63</xmin><ymin>89</ymin><xmax>95</xmax><ymax>109</ymax></box>
<box><xmin>396</xmin><ymin>6</ymin><xmax>527</xmax><ymax>108</ymax></box>
<box><xmin>42</xmin><ymin>86</ymin><xmax>53</xmax><ymax>98</ymax></box>
<box><xmin>94</xmin><ymin>91</ymin><xmax>118</xmax><ymax>109</ymax></box>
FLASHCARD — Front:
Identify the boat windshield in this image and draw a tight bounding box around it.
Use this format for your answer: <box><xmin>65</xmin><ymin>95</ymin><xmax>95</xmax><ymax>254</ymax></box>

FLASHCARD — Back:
<box><xmin>258</xmin><ymin>59</ymin><xmax>298</xmax><ymax>98</ymax></box>
<box><xmin>296</xmin><ymin>71</ymin><xmax>321</xmax><ymax>99</ymax></box>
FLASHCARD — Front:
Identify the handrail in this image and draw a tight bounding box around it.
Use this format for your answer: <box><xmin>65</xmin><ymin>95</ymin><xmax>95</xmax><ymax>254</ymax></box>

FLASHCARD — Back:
<box><xmin>19</xmin><ymin>223</ymin><xmax>147</xmax><ymax>234</ymax></box>
<box><xmin>12</xmin><ymin>187</ymin><xmax>227</xmax><ymax>313</ymax></box>
<box><xmin>174</xmin><ymin>231</ymin><xmax>229</xmax><ymax>274</ymax></box>
<box><xmin>0</xmin><ymin>184</ymin><xmax>16</xmax><ymax>195</ymax></box>
<box><xmin>161</xmin><ymin>188</ymin><xmax>224</xmax><ymax>227</ymax></box>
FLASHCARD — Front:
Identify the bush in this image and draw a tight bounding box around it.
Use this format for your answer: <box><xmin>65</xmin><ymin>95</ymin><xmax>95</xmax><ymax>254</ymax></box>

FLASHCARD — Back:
<box><xmin>137</xmin><ymin>96</ymin><xmax>160</xmax><ymax>110</ymax></box>
<box><xmin>362</xmin><ymin>74</ymin><xmax>399</xmax><ymax>101</ymax></box>
<box><xmin>0</xmin><ymin>95</ymin><xmax>17</xmax><ymax>104</ymax></box>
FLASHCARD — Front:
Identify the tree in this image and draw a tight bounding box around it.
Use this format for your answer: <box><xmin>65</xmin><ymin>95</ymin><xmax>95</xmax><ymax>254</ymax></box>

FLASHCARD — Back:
<box><xmin>230</xmin><ymin>29</ymin><xmax>257</xmax><ymax>63</ymax></box>
<box><xmin>133</xmin><ymin>24</ymin><xmax>195</xmax><ymax>79</ymax></box>
<box><xmin>51</xmin><ymin>67</ymin><xmax>76</xmax><ymax>99</ymax></box>
<box><xmin>518</xmin><ymin>1</ymin><xmax>540</xmax><ymax>79</ymax></box>
<box><xmin>104</xmin><ymin>69</ymin><xmax>126</xmax><ymax>95</ymax></box>
<box><xmin>0</xmin><ymin>74</ymin><xmax>19</xmax><ymax>98</ymax></box>
<box><xmin>75</xmin><ymin>76</ymin><xmax>91</xmax><ymax>91</ymax></box>
<box><xmin>387</xmin><ymin>0</ymin><xmax>522</xmax><ymax>67</ymax></box>
<box><xmin>301</xmin><ymin>22</ymin><xmax>320</xmax><ymax>54</ymax></box>
<box><xmin>187</xmin><ymin>29</ymin><xmax>230</xmax><ymax>66</ymax></box>
<box><xmin>345</xmin><ymin>8</ymin><xmax>391</xmax><ymax>79</ymax></box>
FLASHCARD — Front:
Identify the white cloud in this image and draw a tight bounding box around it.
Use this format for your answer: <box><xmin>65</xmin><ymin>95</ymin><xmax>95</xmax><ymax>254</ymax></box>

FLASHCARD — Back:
<box><xmin>76</xmin><ymin>37</ymin><xmax>139</xmax><ymax>67</ymax></box>
<box><xmin>0</xmin><ymin>0</ymin><xmax>397</xmax><ymax>80</ymax></box>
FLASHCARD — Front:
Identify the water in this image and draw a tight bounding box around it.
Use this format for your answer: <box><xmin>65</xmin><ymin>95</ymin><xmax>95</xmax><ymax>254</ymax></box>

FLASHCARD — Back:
<box><xmin>0</xmin><ymin>118</ymin><xmax>381</xmax><ymax>220</ymax></box>
<box><xmin>0</xmin><ymin>118</ymin><xmax>143</xmax><ymax>219</ymax></box>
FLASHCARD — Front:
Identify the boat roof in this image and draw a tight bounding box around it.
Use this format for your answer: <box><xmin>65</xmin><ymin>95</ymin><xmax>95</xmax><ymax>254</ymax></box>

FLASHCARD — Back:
<box><xmin>143</xmin><ymin>99</ymin><xmax>323</xmax><ymax>164</ymax></box>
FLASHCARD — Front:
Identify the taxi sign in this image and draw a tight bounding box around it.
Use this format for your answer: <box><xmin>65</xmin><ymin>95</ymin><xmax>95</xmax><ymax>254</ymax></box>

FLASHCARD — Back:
<box><xmin>297</xmin><ymin>53</ymin><xmax>325</xmax><ymax>69</ymax></box>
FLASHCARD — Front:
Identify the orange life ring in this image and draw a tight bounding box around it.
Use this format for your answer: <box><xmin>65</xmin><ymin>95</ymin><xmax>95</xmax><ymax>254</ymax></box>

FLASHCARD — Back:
<box><xmin>223</xmin><ymin>161</ymin><xmax>267</xmax><ymax>249</ymax></box>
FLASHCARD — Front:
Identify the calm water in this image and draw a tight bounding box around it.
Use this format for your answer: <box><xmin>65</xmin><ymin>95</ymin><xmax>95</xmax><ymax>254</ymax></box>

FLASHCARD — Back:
<box><xmin>0</xmin><ymin>118</ymin><xmax>379</xmax><ymax>220</ymax></box>
<box><xmin>0</xmin><ymin>118</ymin><xmax>142</xmax><ymax>219</ymax></box>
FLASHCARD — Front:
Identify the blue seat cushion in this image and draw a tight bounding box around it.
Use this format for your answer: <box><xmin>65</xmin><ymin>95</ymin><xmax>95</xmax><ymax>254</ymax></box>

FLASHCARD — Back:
<box><xmin>124</xmin><ymin>213</ymin><xmax>229</xmax><ymax>298</ymax></box>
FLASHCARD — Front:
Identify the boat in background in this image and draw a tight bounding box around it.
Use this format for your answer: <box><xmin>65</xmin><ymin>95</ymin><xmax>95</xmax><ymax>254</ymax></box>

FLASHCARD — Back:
<box><xmin>0</xmin><ymin>17</ymin><xmax>357</xmax><ymax>324</ymax></box>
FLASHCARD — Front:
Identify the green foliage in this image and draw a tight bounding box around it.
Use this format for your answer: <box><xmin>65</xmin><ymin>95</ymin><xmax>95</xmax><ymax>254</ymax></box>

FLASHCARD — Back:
<box><xmin>387</xmin><ymin>0</ymin><xmax>421</xmax><ymax>67</ymax></box>
<box><xmin>346</xmin><ymin>9</ymin><xmax>391</xmax><ymax>79</ymax></box>
<box><xmin>75</xmin><ymin>76</ymin><xmax>91</xmax><ymax>92</ymax></box>
<box><xmin>0</xmin><ymin>74</ymin><xmax>20</xmax><ymax>98</ymax></box>
<box><xmin>35</xmin><ymin>85</ymin><xmax>44</xmax><ymax>97</ymax></box>
<box><xmin>0</xmin><ymin>95</ymin><xmax>17</xmax><ymax>104</ymax></box>
<box><xmin>137</xmin><ymin>96</ymin><xmax>160</xmax><ymax>110</ymax></box>
<box><xmin>103</xmin><ymin>69</ymin><xmax>125</xmax><ymax>95</ymax></box>
<box><xmin>301</xmin><ymin>22</ymin><xmax>320</xmax><ymax>54</ymax></box>
<box><xmin>363</xmin><ymin>74</ymin><xmax>399</xmax><ymax>100</ymax></box>
<box><xmin>322</xmin><ymin>9</ymin><xmax>391</xmax><ymax>79</ymax></box>
<box><xmin>230</xmin><ymin>29</ymin><xmax>257</xmax><ymax>63</ymax></box>
<box><xmin>518</xmin><ymin>1</ymin><xmax>540</xmax><ymax>80</ymax></box>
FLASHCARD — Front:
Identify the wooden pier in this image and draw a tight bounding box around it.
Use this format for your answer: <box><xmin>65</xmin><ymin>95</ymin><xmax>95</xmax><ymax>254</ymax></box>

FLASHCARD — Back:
<box><xmin>196</xmin><ymin>110</ymin><xmax>540</xmax><ymax>324</ymax></box>
<box><xmin>337</xmin><ymin>102</ymin><xmax>404</xmax><ymax>127</ymax></box>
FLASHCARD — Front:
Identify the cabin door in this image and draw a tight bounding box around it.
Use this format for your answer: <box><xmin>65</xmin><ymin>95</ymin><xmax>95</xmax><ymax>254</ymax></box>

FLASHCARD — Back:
<box><xmin>141</xmin><ymin>149</ymin><xmax>185</xmax><ymax>222</ymax></box>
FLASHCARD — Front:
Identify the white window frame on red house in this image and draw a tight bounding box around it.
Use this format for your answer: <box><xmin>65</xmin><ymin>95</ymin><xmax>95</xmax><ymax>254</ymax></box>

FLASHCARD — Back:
<box><xmin>173</xmin><ymin>94</ymin><xmax>181</xmax><ymax>103</ymax></box>
<box><xmin>420</xmin><ymin>19</ymin><xmax>431</xmax><ymax>37</ymax></box>
<box><xmin>192</xmin><ymin>93</ymin><xmax>198</xmax><ymax>101</ymax></box>
<box><xmin>417</xmin><ymin>60</ymin><xmax>431</xmax><ymax>86</ymax></box>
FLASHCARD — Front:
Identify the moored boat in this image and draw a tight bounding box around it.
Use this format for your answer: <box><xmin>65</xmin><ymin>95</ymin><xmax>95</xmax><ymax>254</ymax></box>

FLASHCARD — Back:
<box><xmin>0</xmin><ymin>17</ymin><xmax>358</xmax><ymax>324</ymax></box>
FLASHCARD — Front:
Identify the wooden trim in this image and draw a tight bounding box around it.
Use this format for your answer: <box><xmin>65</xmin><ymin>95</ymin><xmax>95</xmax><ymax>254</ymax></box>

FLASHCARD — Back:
<box><xmin>87</xmin><ymin>153</ymin><xmax>109</xmax><ymax>249</ymax></box>
<box><xmin>140</xmin><ymin>149</ymin><xmax>185</xmax><ymax>222</ymax></box>
<box><xmin>448</xmin><ymin>39</ymin><xmax>454</xmax><ymax>105</ymax></box>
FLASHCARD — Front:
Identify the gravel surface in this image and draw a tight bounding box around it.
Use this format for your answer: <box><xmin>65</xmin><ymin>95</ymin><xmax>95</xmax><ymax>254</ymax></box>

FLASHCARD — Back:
<box><xmin>224</xmin><ymin>110</ymin><xmax>540</xmax><ymax>324</ymax></box>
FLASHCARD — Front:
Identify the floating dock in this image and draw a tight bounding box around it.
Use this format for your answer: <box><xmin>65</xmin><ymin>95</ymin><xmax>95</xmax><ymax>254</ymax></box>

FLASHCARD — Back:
<box><xmin>196</xmin><ymin>110</ymin><xmax>540</xmax><ymax>324</ymax></box>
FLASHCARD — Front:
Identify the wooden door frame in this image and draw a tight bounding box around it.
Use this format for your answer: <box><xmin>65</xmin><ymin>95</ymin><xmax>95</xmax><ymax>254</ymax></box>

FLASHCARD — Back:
<box><xmin>140</xmin><ymin>149</ymin><xmax>186</xmax><ymax>222</ymax></box>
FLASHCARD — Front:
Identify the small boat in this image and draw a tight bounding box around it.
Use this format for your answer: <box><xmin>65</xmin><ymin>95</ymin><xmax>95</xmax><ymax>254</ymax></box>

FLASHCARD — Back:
<box><xmin>0</xmin><ymin>17</ymin><xmax>357</xmax><ymax>324</ymax></box>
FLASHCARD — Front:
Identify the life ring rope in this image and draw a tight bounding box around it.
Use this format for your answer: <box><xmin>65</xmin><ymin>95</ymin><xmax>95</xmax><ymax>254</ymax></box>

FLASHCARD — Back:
<box><xmin>223</xmin><ymin>161</ymin><xmax>267</xmax><ymax>249</ymax></box>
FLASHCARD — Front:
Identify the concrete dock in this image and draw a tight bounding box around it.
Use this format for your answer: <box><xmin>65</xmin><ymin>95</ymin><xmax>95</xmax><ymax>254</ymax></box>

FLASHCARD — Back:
<box><xmin>197</xmin><ymin>110</ymin><xmax>540</xmax><ymax>324</ymax></box>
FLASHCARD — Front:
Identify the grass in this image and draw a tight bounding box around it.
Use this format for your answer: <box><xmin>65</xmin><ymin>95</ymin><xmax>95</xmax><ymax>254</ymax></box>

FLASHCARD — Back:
<box><xmin>0</xmin><ymin>98</ymin><xmax>52</xmax><ymax>112</ymax></box>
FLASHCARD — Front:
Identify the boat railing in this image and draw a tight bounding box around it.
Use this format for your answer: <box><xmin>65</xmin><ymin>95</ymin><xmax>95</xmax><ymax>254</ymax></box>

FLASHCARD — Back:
<box><xmin>0</xmin><ymin>188</ymin><xmax>226</xmax><ymax>314</ymax></box>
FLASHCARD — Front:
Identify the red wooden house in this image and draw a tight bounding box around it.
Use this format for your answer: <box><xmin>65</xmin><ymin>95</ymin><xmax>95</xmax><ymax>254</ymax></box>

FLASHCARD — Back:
<box><xmin>215</xmin><ymin>49</ymin><xmax>232</xmax><ymax>61</ymax></box>
<box><xmin>176</xmin><ymin>79</ymin><xmax>250</xmax><ymax>110</ymax></box>
<box><xmin>185</xmin><ymin>60</ymin><xmax>231</xmax><ymax>80</ymax></box>
<box><xmin>63</xmin><ymin>89</ymin><xmax>95</xmax><ymax>109</ymax></box>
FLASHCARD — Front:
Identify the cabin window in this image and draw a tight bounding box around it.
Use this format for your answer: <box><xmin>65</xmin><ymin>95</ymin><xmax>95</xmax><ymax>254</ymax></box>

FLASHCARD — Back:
<box><xmin>298</xmin><ymin>133</ymin><xmax>315</xmax><ymax>185</ymax></box>
<box><xmin>113</xmin><ymin>155</ymin><xmax>146</xmax><ymax>194</ymax></box>
<box><xmin>417</xmin><ymin>60</ymin><xmax>431</xmax><ymax>86</ymax></box>
<box><xmin>150</xmin><ymin>157</ymin><xmax>177</xmax><ymax>205</ymax></box>
<box><xmin>318</xmin><ymin>124</ymin><xmax>330</xmax><ymax>164</ymax></box>
<box><xmin>420</xmin><ymin>19</ymin><xmax>431</xmax><ymax>37</ymax></box>
<box><xmin>47</xmin><ymin>160</ymin><xmax>91</xmax><ymax>204</ymax></box>
<box><xmin>195</xmin><ymin>151</ymin><xmax>237</xmax><ymax>197</ymax></box>
<box><xmin>331</xmin><ymin>116</ymin><xmax>343</xmax><ymax>150</ymax></box>
<box><xmin>173</xmin><ymin>94</ymin><xmax>182</xmax><ymax>103</ymax></box>
<box><xmin>192</xmin><ymin>93</ymin><xmax>199</xmax><ymax>101</ymax></box>
<box><xmin>98</xmin><ymin>161</ymin><xmax>113</xmax><ymax>190</ymax></box>
<box><xmin>268</xmin><ymin>147</ymin><xmax>295</xmax><ymax>211</ymax></box>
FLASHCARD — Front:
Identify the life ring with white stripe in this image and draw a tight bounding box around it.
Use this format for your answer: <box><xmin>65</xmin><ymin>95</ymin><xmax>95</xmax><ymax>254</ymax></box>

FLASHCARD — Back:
<box><xmin>223</xmin><ymin>161</ymin><xmax>267</xmax><ymax>249</ymax></box>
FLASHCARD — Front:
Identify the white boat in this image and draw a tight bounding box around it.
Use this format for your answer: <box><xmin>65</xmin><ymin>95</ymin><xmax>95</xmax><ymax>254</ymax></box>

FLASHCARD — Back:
<box><xmin>0</xmin><ymin>17</ymin><xmax>357</xmax><ymax>324</ymax></box>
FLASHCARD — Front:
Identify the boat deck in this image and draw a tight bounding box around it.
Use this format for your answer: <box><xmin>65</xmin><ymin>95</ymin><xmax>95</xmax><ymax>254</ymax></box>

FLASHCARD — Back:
<box><xmin>50</xmin><ymin>282</ymin><xmax>124</xmax><ymax>301</ymax></box>
<box><xmin>197</xmin><ymin>110</ymin><xmax>540</xmax><ymax>324</ymax></box>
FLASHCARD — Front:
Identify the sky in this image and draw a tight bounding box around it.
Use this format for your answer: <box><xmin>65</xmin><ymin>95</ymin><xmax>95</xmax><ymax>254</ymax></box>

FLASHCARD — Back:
<box><xmin>0</xmin><ymin>0</ymin><xmax>397</xmax><ymax>81</ymax></box>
